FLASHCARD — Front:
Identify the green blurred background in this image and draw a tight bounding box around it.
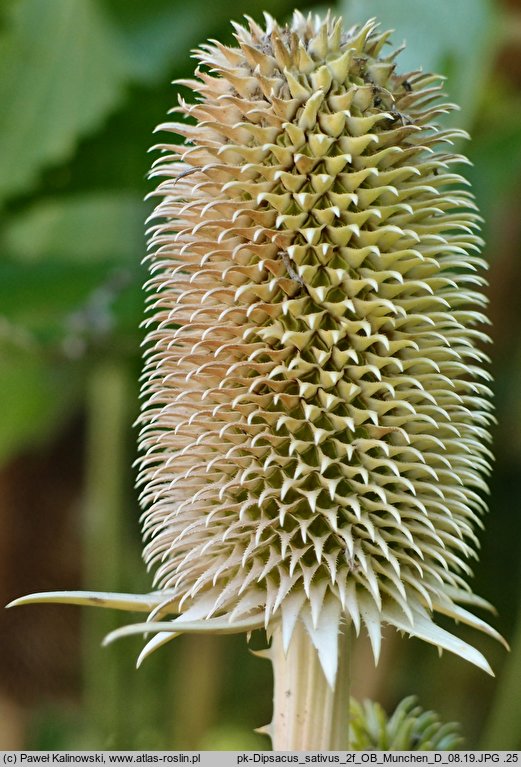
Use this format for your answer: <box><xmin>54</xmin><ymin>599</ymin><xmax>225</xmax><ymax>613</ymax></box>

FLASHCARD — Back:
<box><xmin>1</xmin><ymin>0</ymin><xmax>521</xmax><ymax>751</ymax></box>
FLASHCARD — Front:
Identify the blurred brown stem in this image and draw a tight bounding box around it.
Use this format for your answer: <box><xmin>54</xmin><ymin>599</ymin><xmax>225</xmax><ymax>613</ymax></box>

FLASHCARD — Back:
<box><xmin>501</xmin><ymin>11</ymin><xmax>521</xmax><ymax>46</ymax></box>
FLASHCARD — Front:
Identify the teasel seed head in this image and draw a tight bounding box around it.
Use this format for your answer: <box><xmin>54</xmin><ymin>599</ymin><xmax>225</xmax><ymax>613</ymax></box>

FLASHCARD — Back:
<box><xmin>130</xmin><ymin>10</ymin><xmax>505</xmax><ymax>682</ymax></box>
<box><xmin>10</xmin><ymin>11</ymin><xmax>506</xmax><ymax>687</ymax></box>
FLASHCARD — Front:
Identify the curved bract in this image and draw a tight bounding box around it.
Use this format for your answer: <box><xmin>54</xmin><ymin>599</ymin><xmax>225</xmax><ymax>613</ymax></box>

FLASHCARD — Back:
<box><xmin>10</xmin><ymin>12</ymin><xmax>504</xmax><ymax>685</ymax></box>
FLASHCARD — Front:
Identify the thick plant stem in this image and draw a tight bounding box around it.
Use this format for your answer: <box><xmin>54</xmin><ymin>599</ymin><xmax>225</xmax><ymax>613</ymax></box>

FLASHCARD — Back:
<box><xmin>270</xmin><ymin>622</ymin><xmax>351</xmax><ymax>750</ymax></box>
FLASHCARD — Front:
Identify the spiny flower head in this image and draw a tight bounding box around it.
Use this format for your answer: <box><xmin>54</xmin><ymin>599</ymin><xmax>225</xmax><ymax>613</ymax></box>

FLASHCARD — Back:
<box><xmin>131</xmin><ymin>11</ymin><xmax>505</xmax><ymax>682</ymax></box>
<box><xmin>11</xmin><ymin>12</ymin><xmax>503</xmax><ymax>686</ymax></box>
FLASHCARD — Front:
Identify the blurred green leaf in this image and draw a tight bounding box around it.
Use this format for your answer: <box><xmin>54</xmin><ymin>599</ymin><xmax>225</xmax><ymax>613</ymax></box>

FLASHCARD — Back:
<box><xmin>0</xmin><ymin>1</ymin><xmax>15</xmax><ymax>28</ymax></box>
<box><xmin>104</xmin><ymin>0</ymin><xmax>318</xmax><ymax>85</ymax></box>
<box><xmin>340</xmin><ymin>0</ymin><xmax>498</xmax><ymax>126</ymax></box>
<box><xmin>198</xmin><ymin>724</ymin><xmax>268</xmax><ymax>751</ymax></box>
<box><xmin>102</xmin><ymin>0</ymin><xmax>204</xmax><ymax>84</ymax></box>
<box><xmin>3</xmin><ymin>193</ymin><xmax>145</xmax><ymax>263</ymax></box>
<box><xmin>52</xmin><ymin>81</ymin><xmax>169</xmax><ymax>195</ymax></box>
<box><xmin>1</xmin><ymin>192</ymin><xmax>145</xmax><ymax>355</ymax></box>
<box><xmin>0</xmin><ymin>259</ymin><xmax>106</xmax><ymax>341</ymax></box>
<box><xmin>467</xmin><ymin>89</ymin><xmax>521</xmax><ymax>236</ymax></box>
<box><xmin>0</xmin><ymin>0</ymin><xmax>129</xmax><ymax>205</ymax></box>
<box><xmin>0</xmin><ymin>257</ymin><xmax>141</xmax><ymax>351</ymax></box>
<box><xmin>0</xmin><ymin>348</ymin><xmax>81</xmax><ymax>465</ymax></box>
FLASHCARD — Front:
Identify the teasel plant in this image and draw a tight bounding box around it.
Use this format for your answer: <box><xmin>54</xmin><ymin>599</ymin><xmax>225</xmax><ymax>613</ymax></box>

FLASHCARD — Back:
<box><xmin>9</xmin><ymin>11</ymin><xmax>507</xmax><ymax>750</ymax></box>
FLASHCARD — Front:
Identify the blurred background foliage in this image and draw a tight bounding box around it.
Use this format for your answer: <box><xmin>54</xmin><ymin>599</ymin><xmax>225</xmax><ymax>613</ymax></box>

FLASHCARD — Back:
<box><xmin>1</xmin><ymin>0</ymin><xmax>521</xmax><ymax>751</ymax></box>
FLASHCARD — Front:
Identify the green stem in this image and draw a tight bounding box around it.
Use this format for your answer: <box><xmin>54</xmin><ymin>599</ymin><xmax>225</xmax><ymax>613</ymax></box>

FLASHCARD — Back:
<box><xmin>269</xmin><ymin>622</ymin><xmax>351</xmax><ymax>750</ymax></box>
<box><xmin>480</xmin><ymin>615</ymin><xmax>521</xmax><ymax>749</ymax></box>
<box><xmin>83</xmin><ymin>361</ymin><xmax>132</xmax><ymax>746</ymax></box>
<box><xmin>170</xmin><ymin>635</ymin><xmax>223</xmax><ymax>748</ymax></box>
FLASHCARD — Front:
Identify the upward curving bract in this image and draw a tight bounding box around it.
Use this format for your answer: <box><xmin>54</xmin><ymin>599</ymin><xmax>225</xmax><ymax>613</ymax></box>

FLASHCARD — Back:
<box><xmin>133</xmin><ymin>12</ymin><xmax>501</xmax><ymax>682</ymax></box>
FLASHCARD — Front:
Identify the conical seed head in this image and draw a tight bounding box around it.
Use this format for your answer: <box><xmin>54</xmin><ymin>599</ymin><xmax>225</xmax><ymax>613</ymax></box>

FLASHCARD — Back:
<box><xmin>140</xmin><ymin>12</ymin><xmax>500</xmax><ymax>677</ymax></box>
